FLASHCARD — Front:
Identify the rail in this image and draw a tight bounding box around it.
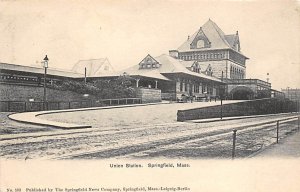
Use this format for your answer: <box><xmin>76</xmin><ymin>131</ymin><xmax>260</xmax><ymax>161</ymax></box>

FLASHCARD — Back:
<box><xmin>231</xmin><ymin>115</ymin><xmax>300</xmax><ymax>159</ymax></box>
<box><xmin>0</xmin><ymin>98</ymin><xmax>142</xmax><ymax>112</ymax></box>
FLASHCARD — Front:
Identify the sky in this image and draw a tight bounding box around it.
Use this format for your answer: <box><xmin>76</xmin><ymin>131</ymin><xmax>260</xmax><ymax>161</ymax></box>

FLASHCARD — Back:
<box><xmin>0</xmin><ymin>0</ymin><xmax>299</xmax><ymax>90</ymax></box>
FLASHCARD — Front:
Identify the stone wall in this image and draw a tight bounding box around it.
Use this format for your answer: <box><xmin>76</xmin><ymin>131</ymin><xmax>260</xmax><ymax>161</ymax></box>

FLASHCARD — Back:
<box><xmin>136</xmin><ymin>88</ymin><xmax>161</xmax><ymax>103</ymax></box>
<box><xmin>177</xmin><ymin>98</ymin><xmax>297</xmax><ymax>121</ymax></box>
<box><xmin>0</xmin><ymin>83</ymin><xmax>93</xmax><ymax>102</ymax></box>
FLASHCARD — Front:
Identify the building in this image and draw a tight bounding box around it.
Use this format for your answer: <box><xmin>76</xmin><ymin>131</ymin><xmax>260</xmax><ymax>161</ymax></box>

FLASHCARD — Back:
<box><xmin>1</xmin><ymin>19</ymin><xmax>285</xmax><ymax>105</ymax></box>
<box><xmin>169</xmin><ymin>19</ymin><xmax>275</xmax><ymax>100</ymax></box>
<box><xmin>281</xmin><ymin>88</ymin><xmax>300</xmax><ymax>101</ymax></box>
<box><xmin>0</xmin><ymin>62</ymin><xmax>83</xmax><ymax>86</ymax></box>
<box><xmin>72</xmin><ymin>58</ymin><xmax>115</xmax><ymax>77</ymax></box>
<box><xmin>169</xmin><ymin>19</ymin><xmax>247</xmax><ymax>80</ymax></box>
<box><xmin>112</xmin><ymin>54</ymin><xmax>224</xmax><ymax>100</ymax></box>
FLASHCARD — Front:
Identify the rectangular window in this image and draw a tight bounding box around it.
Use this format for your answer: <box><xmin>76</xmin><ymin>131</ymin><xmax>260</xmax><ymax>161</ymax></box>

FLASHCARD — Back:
<box><xmin>194</xmin><ymin>84</ymin><xmax>199</xmax><ymax>93</ymax></box>
<box><xmin>180</xmin><ymin>81</ymin><xmax>183</xmax><ymax>92</ymax></box>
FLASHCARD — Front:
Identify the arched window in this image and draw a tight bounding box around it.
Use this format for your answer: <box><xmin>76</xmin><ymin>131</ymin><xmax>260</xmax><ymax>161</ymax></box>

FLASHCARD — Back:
<box><xmin>196</xmin><ymin>40</ymin><xmax>205</xmax><ymax>48</ymax></box>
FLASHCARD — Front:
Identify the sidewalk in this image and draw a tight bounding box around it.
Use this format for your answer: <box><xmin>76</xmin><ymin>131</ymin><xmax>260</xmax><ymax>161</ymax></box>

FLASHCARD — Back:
<box><xmin>255</xmin><ymin>130</ymin><xmax>300</xmax><ymax>158</ymax></box>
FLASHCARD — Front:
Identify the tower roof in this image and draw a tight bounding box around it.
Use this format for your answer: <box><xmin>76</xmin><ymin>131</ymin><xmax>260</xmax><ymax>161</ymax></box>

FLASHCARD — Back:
<box><xmin>177</xmin><ymin>19</ymin><xmax>240</xmax><ymax>52</ymax></box>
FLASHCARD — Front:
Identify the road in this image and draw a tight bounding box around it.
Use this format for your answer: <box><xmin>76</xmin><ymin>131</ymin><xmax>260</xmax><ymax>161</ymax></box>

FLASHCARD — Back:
<box><xmin>1</xmin><ymin>112</ymin><xmax>299</xmax><ymax>160</ymax></box>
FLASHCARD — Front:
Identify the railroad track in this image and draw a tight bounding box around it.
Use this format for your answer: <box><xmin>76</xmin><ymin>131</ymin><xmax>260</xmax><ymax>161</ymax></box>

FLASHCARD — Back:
<box><xmin>0</xmin><ymin>113</ymin><xmax>299</xmax><ymax>159</ymax></box>
<box><xmin>56</xmin><ymin>115</ymin><xmax>300</xmax><ymax>159</ymax></box>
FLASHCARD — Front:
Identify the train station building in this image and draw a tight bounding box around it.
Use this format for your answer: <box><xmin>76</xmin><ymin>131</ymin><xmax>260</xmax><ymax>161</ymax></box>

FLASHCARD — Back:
<box><xmin>0</xmin><ymin>19</ymin><xmax>284</xmax><ymax>105</ymax></box>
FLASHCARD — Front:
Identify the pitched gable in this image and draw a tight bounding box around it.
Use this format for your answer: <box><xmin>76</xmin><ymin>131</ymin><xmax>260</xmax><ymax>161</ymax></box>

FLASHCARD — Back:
<box><xmin>72</xmin><ymin>58</ymin><xmax>115</xmax><ymax>76</ymax></box>
<box><xmin>190</xmin><ymin>27</ymin><xmax>211</xmax><ymax>49</ymax></box>
<box><xmin>138</xmin><ymin>54</ymin><xmax>161</xmax><ymax>69</ymax></box>
<box><xmin>177</xmin><ymin>19</ymin><xmax>233</xmax><ymax>52</ymax></box>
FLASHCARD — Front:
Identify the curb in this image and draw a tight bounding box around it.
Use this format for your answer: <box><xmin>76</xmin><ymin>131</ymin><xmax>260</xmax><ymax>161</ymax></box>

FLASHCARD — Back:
<box><xmin>8</xmin><ymin>102</ymin><xmax>170</xmax><ymax>129</ymax></box>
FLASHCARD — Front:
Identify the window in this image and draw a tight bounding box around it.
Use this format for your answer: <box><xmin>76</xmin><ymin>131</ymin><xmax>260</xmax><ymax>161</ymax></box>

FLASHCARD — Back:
<box><xmin>180</xmin><ymin>81</ymin><xmax>183</xmax><ymax>92</ymax></box>
<box><xmin>194</xmin><ymin>84</ymin><xmax>199</xmax><ymax>93</ymax></box>
<box><xmin>104</xmin><ymin>66</ymin><xmax>109</xmax><ymax>71</ymax></box>
<box><xmin>196</xmin><ymin>40</ymin><xmax>205</xmax><ymax>48</ymax></box>
<box><xmin>202</xmin><ymin>84</ymin><xmax>206</xmax><ymax>93</ymax></box>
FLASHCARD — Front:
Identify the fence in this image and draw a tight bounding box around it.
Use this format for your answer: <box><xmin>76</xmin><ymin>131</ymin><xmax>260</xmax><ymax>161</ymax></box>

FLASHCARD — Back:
<box><xmin>231</xmin><ymin>116</ymin><xmax>300</xmax><ymax>159</ymax></box>
<box><xmin>0</xmin><ymin>98</ymin><xmax>142</xmax><ymax>112</ymax></box>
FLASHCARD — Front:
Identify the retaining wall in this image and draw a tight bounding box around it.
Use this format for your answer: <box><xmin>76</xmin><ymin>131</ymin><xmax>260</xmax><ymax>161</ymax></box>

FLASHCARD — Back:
<box><xmin>0</xmin><ymin>83</ymin><xmax>92</xmax><ymax>101</ymax></box>
<box><xmin>177</xmin><ymin>98</ymin><xmax>298</xmax><ymax>121</ymax></box>
<box><xmin>136</xmin><ymin>88</ymin><xmax>161</xmax><ymax>103</ymax></box>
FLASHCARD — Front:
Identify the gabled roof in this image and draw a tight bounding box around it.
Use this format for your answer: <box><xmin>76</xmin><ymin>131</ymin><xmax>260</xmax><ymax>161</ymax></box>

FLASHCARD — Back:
<box><xmin>0</xmin><ymin>62</ymin><xmax>83</xmax><ymax>78</ymax></box>
<box><xmin>178</xmin><ymin>19</ymin><xmax>232</xmax><ymax>52</ymax></box>
<box><xmin>180</xmin><ymin>60</ymin><xmax>196</xmax><ymax>68</ymax></box>
<box><xmin>138</xmin><ymin>54</ymin><xmax>159</xmax><ymax>66</ymax></box>
<box><xmin>117</xmin><ymin>54</ymin><xmax>221</xmax><ymax>83</ymax></box>
<box><xmin>72</xmin><ymin>58</ymin><xmax>115</xmax><ymax>77</ymax></box>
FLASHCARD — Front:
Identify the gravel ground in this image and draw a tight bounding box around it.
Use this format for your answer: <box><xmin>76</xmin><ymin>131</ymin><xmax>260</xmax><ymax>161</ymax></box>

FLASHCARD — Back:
<box><xmin>0</xmin><ymin>112</ymin><xmax>54</xmax><ymax>135</ymax></box>
<box><xmin>39</xmin><ymin>101</ymin><xmax>238</xmax><ymax>129</ymax></box>
<box><xmin>126</xmin><ymin>120</ymin><xmax>299</xmax><ymax>159</ymax></box>
<box><xmin>1</xmin><ymin>111</ymin><xmax>298</xmax><ymax>160</ymax></box>
<box><xmin>1</xmin><ymin>101</ymin><xmax>298</xmax><ymax>160</ymax></box>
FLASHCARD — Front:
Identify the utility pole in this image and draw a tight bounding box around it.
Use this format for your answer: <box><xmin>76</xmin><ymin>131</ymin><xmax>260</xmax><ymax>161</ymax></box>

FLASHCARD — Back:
<box><xmin>84</xmin><ymin>67</ymin><xmax>87</xmax><ymax>84</ymax></box>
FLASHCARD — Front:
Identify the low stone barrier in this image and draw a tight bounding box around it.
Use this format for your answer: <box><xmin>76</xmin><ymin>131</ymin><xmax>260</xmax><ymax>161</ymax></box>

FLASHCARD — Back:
<box><xmin>136</xmin><ymin>88</ymin><xmax>161</xmax><ymax>103</ymax></box>
<box><xmin>177</xmin><ymin>98</ymin><xmax>298</xmax><ymax>121</ymax></box>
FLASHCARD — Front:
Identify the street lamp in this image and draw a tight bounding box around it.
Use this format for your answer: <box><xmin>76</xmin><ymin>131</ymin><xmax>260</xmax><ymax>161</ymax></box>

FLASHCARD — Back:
<box><xmin>43</xmin><ymin>55</ymin><xmax>49</xmax><ymax>110</ymax></box>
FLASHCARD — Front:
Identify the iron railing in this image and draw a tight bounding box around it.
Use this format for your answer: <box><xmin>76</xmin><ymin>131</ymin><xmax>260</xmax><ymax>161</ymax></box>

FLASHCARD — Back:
<box><xmin>0</xmin><ymin>98</ymin><xmax>142</xmax><ymax>112</ymax></box>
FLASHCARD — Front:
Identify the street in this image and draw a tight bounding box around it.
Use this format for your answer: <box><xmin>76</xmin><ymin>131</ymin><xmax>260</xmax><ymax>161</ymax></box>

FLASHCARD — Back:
<box><xmin>0</xmin><ymin>109</ymin><xmax>298</xmax><ymax>159</ymax></box>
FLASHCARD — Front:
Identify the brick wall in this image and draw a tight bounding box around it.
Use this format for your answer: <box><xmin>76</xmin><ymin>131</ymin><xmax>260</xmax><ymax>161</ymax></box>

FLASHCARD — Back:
<box><xmin>136</xmin><ymin>88</ymin><xmax>161</xmax><ymax>103</ymax></box>
<box><xmin>0</xmin><ymin>83</ymin><xmax>94</xmax><ymax>101</ymax></box>
<box><xmin>177</xmin><ymin>98</ymin><xmax>297</xmax><ymax>121</ymax></box>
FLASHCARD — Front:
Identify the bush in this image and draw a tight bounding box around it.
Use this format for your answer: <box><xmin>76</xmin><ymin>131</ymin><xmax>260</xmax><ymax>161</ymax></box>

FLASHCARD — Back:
<box><xmin>50</xmin><ymin>75</ymin><xmax>136</xmax><ymax>99</ymax></box>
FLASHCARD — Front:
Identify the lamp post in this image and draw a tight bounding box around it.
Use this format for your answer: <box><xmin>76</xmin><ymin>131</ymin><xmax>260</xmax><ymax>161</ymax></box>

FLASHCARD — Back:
<box><xmin>43</xmin><ymin>55</ymin><xmax>49</xmax><ymax>110</ymax></box>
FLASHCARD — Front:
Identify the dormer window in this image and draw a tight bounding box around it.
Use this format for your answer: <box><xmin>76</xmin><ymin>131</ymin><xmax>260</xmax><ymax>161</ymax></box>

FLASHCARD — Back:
<box><xmin>138</xmin><ymin>54</ymin><xmax>160</xmax><ymax>69</ymax></box>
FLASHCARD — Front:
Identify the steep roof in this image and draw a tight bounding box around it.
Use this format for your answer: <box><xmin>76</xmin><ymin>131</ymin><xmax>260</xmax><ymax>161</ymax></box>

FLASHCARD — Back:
<box><xmin>155</xmin><ymin>54</ymin><xmax>221</xmax><ymax>82</ymax></box>
<box><xmin>225</xmin><ymin>34</ymin><xmax>237</xmax><ymax>48</ymax></box>
<box><xmin>72</xmin><ymin>58</ymin><xmax>115</xmax><ymax>77</ymax></box>
<box><xmin>115</xmin><ymin>54</ymin><xmax>221</xmax><ymax>83</ymax></box>
<box><xmin>177</xmin><ymin>19</ymin><xmax>238</xmax><ymax>52</ymax></box>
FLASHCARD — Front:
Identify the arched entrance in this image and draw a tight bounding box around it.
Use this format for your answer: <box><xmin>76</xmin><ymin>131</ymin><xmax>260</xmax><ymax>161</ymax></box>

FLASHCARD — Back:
<box><xmin>230</xmin><ymin>86</ymin><xmax>255</xmax><ymax>100</ymax></box>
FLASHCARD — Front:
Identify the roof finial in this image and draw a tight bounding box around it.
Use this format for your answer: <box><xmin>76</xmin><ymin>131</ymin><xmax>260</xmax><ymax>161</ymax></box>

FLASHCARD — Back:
<box><xmin>209</xmin><ymin>18</ymin><xmax>211</xmax><ymax>21</ymax></box>
<box><xmin>236</xmin><ymin>31</ymin><xmax>239</xmax><ymax>35</ymax></box>
<box><xmin>188</xmin><ymin>35</ymin><xmax>190</xmax><ymax>40</ymax></box>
